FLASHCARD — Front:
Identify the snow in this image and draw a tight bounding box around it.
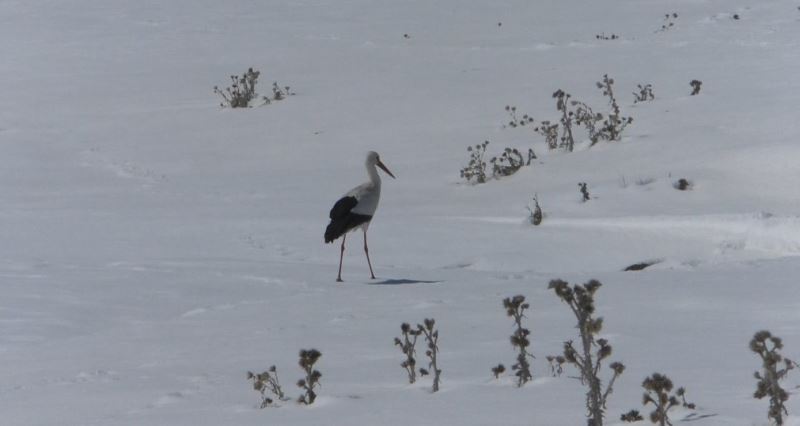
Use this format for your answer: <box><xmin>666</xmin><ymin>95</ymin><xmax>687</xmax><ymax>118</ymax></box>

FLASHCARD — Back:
<box><xmin>2</xmin><ymin>0</ymin><xmax>800</xmax><ymax>424</ymax></box>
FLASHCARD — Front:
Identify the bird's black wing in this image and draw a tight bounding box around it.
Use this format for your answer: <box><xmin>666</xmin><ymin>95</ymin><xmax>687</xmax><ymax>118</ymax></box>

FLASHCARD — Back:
<box><xmin>325</xmin><ymin>196</ymin><xmax>371</xmax><ymax>243</ymax></box>
<box><xmin>329</xmin><ymin>196</ymin><xmax>358</xmax><ymax>220</ymax></box>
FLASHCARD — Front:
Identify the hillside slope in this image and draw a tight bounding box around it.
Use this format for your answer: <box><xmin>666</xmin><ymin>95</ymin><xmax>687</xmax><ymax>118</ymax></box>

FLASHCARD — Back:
<box><xmin>1</xmin><ymin>1</ymin><xmax>800</xmax><ymax>425</ymax></box>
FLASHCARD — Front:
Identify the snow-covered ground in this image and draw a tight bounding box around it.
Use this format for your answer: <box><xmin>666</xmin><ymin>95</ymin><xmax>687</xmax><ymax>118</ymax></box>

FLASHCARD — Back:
<box><xmin>2</xmin><ymin>0</ymin><xmax>800</xmax><ymax>424</ymax></box>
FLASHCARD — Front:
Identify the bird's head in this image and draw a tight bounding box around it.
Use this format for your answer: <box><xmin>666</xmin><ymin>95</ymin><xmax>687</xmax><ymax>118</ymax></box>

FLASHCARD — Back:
<box><xmin>367</xmin><ymin>151</ymin><xmax>395</xmax><ymax>179</ymax></box>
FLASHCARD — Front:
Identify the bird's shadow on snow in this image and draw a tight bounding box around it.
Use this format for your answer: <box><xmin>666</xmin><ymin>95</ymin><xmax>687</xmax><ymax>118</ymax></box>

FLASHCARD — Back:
<box><xmin>370</xmin><ymin>278</ymin><xmax>442</xmax><ymax>285</ymax></box>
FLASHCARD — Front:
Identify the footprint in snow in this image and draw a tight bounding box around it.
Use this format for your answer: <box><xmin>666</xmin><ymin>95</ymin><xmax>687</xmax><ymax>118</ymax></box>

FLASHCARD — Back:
<box><xmin>411</xmin><ymin>300</ymin><xmax>445</xmax><ymax>309</ymax></box>
<box><xmin>152</xmin><ymin>391</ymin><xmax>187</xmax><ymax>407</ymax></box>
<box><xmin>181</xmin><ymin>307</ymin><xmax>207</xmax><ymax>318</ymax></box>
<box><xmin>240</xmin><ymin>275</ymin><xmax>285</xmax><ymax>286</ymax></box>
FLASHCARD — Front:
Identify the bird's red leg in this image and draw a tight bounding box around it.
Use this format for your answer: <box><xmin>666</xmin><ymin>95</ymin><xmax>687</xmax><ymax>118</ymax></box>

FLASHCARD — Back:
<box><xmin>364</xmin><ymin>230</ymin><xmax>376</xmax><ymax>279</ymax></box>
<box><xmin>337</xmin><ymin>234</ymin><xmax>346</xmax><ymax>282</ymax></box>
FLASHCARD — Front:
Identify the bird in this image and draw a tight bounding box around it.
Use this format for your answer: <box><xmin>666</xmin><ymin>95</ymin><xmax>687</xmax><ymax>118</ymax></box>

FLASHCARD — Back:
<box><xmin>325</xmin><ymin>151</ymin><xmax>395</xmax><ymax>282</ymax></box>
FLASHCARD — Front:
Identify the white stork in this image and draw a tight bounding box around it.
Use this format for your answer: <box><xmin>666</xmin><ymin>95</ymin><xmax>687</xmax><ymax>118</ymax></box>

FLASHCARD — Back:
<box><xmin>325</xmin><ymin>151</ymin><xmax>395</xmax><ymax>282</ymax></box>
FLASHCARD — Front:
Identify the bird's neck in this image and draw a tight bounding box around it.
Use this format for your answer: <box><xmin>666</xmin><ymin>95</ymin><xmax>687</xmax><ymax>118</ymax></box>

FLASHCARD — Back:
<box><xmin>367</xmin><ymin>163</ymin><xmax>381</xmax><ymax>186</ymax></box>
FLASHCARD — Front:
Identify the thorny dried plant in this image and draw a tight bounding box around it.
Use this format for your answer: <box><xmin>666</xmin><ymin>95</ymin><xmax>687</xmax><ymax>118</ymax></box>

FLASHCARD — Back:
<box><xmin>504</xmin><ymin>105</ymin><xmax>541</xmax><ymax>145</ymax></box>
<box><xmin>526</xmin><ymin>148</ymin><xmax>536</xmax><ymax>164</ymax></box>
<box><xmin>633</xmin><ymin>84</ymin><xmax>655</xmax><ymax>104</ymax></box>
<box><xmin>640</xmin><ymin>373</ymin><xmax>696</xmax><ymax>425</ymax></box>
<box><xmin>297</xmin><ymin>349</ymin><xmax>322</xmax><ymax>404</ymax></box>
<box><xmin>596</xmin><ymin>75</ymin><xmax>632</xmax><ymax>141</ymax></box>
<box><xmin>546</xmin><ymin>355</ymin><xmax>566</xmax><ymax>377</ymax></box>
<box><xmin>595</xmin><ymin>33</ymin><xmax>620</xmax><ymax>40</ymax></box>
<box><xmin>673</xmin><ymin>178</ymin><xmax>692</xmax><ymax>191</ymax></box>
<box><xmin>501</xmin><ymin>106</ymin><xmax>538</xmax><ymax>164</ymax></box>
<box><xmin>621</xmin><ymin>410</ymin><xmax>645</xmax><ymax>422</ymax></box>
<box><xmin>213</xmin><ymin>68</ymin><xmax>293</xmax><ymax>108</ymax></box>
<box><xmin>503</xmin><ymin>295</ymin><xmax>534</xmax><ymax>386</ymax></box>
<box><xmin>460</xmin><ymin>141</ymin><xmax>489</xmax><ymax>184</ymax></box>
<box><xmin>549</xmin><ymin>279</ymin><xmax>625</xmax><ymax>426</ymax></box>
<box><xmin>214</xmin><ymin>68</ymin><xmax>261</xmax><ymax>108</ymax></box>
<box><xmin>490</xmin><ymin>148</ymin><xmax>533</xmax><ymax>178</ymax></box>
<box><xmin>394</xmin><ymin>323</ymin><xmax>422</xmax><ymax>384</ymax></box>
<box><xmin>690</xmin><ymin>80</ymin><xmax>702</xmax><ymax>96</ymax></box>
<box><xmin>247</xmin><ymin>366</ymin><xmax>288</xmax><ymax>408</ymax></box>
<box><xmin>505</xmin><ymin>76</ymin><xmax>634</xmax><ymax>152</ymax></box>
<box><xmin>461</xmin><ymin>141</ymin><xmax>533</xmax><ymax>183</ymax></box>
<box><xmin>491</xmin><ymin>364</ymin><xmax>506</xmax><ymax>379</ymax></box>
<box><xmin>656</xmin><ymin>13</ymin><xmax>679</xmax><ymax>33</ymax></box>
<box><xmin>267</xmin><ymin>81</ymin><xmax>295</xmax><ymax>103</ymax></box>
<box><xmin>675</xmin><ymin>387</ymin><xmax>695</xmax><ymax>410</ymax></box>
<box><xmin>751</xmin><ymin>330</ymin><xmax>796</xmax><ymax>425</ymax></box>
<box><xmin>527</xmin><ymin>194</ymin><xmax>543</xmax><ymax>226</ymax></box>
<box><xmin>572</xmin><ymin>100</ymin><xmax>605</xmax><ymax>146</ymax></box>
<box><xmin>417</xmin><ymin>318</ymin><xmax>442</xmax><ymax>392</ymax></box>
<box><xmin>553</xmin><ymin>89</ymin><xmax>577</xmax><ymax>151</ymax></box>
<box><xmin>504</xmin><ymin>105</ymin><xmax>534</xmax><ymax>128</ymax></box>
<box><xmin>535</xmin><ymin>120</ymin><xmax>560</xmax><ymax>150</ymax></box>
<box><xmin>579</xmin><ymin>182</ymin><xmax>591</xmax><ymax>202</ymax></box>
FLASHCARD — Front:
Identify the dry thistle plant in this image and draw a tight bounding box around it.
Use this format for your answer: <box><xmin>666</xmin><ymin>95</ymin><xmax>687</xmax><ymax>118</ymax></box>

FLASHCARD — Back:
<box><xmin>572</xmin><ymin>99</ymin><xmax>614</xmax><ymax>147</ymax></box>
<box><xmin>579</xmin><ymin>182</ymin><xmax>591</xmax><ymax>202</ymax></box>
<box><xmin>535</xmin><ymin>120</ymin><xmax>560</xmax><ymax>150</ymax></box>
<box><xmin>675</xmin><ymin>387</ymin><xmax>695</xmax><ymax>410</ymax></box>
<box><xmin>460</xmin><ymin>141</ymin><xmax>489</xmax><ymax>184</ymax></box>
<box><xmin>526</xmin><ymin>148</ymin><xmax>536</xmax><ymax>164</ymax></box>
<box><xmin>417</xmin><ymin>318</ymin><xmax>442</xmax><ymax>392</ymax></box>
<box><xmin>528</xmin><ymin>194</ymin><xmax>543</xmax><ymax>226</ymax></box>
<box><xmin>394</xmin><ymin>322</ymin><xmax>421</xmax><ymax>384</ymax></box>
<box><xmin>596</xmin><ymin>75</ymin><xmax>632</xmax><ymax>141</ymax></box>
<box><xmin>461</xmin><ymin>141</ymin><xmax>533</xmax><ymax>183</ymax></box>
<box><xmin>296</xmin><ymin>349</ymin><xmax>322</xmax><ymax>404</ymax></box>
<box><xmin>213</xmin><ymin>68</ymin><xmax>293</xmax><ymax>107</ymax></box>
<box><xmin>673</xmin><ymin>178</ymin><xmax>692</xmax><ymax>191</ymax></box>
<box><xmin>639</xmin><ymin>373</ymin><xmax>695</xmax><ymax>425</ymax></box>
<box><xmin>621</xmin><ymin>410</ymin><xmax>645</xmax><ymax>422</ymax></box>
<box><xmin>214</xmin><ymin>68</ymin><xmax>261</xmax><ymax>108</ymax></box>
<box><xmin>546</xmin><ymin>355</ymin><xmax>566</xmax><ymax>377</ymax></box>
<box><xmin>751</xmin><ymin>330</ymin><xmax>795</xmax><ymax>425</ymax></box>
<box><xmin>490</xmin><ymin>148</ymin><xmax>526</xmax><ymax>178</ymax></box>
<box><xmin>491</xmin><ymin>363</ymin><xmax>506</xmax><ymax>379</ymax></box>
<box><xmin>247</xmin><ymin>366</ymin><xmax>288</xmax><ymax>408</ymax></box>
<box><xmin>553</xmin><ymin>89</ymin><xmax>577</xmax><ymax>151</ymax></box>
<box><xmin>690</xmin><ymin>80</ymin><xmax>702</xmax><ymax>96</ymax></box>
<box><xmin>503</xmin><ymin>295</ymin><xmax>534</xmax><ymax>386</ymax></box>
<box><xmin>655</xmin><ymin>13</ymin><xmax>678</xmax><ymax>33</ymax></box>
<box><xmin>595</xmin><ymin>33</ymin><xmax>619</xmax><ymax>40</ymax></box>
<box><xmin>633</xmin><ymin>84</ymin><xmax>655</xmax><ymax>104</ymax></box>
<box><xmin>549</xmin><ymin>279</ymin><xmax>625</xmax><ymax>426</ymax></box>
<box><xmin>504</xmin><ymin>105</ymin><xmax>545</xmax><ymax>150</ymax></box>
<box><xmin>504</xmin><ymin>105</ymin><xmax>534</xmax><ymax>128</ymax></box>
<box><xmin>506</xmin><ymin>77</ymin><xmax>634</xmax><ymax>152</ymax></box>
<box><xmin>269</xmin><ymin>81</ymin><xmax>294</xmax><ymax>102</ymax></box>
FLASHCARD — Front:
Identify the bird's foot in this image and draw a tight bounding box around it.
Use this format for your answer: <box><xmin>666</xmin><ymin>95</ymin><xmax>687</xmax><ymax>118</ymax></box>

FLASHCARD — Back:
<box><xmin>336</xmin><ymin>277</ymin><xmax>343</xmax><ymax>283</ymax></box>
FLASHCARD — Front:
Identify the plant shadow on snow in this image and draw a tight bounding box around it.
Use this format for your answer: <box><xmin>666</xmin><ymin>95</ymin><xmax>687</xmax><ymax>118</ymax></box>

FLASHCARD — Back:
<box><xmin>623</xmin><ymin>259</ymin><xmax>663</xmax><ymax>271</ymax></box>
<box><xmin>370</xmin><ymin>279</ymin><xmax>442</xmax><ymax>285</ymax></box>
<box><xmin>680</xmin><ymin>412</ymin><xmax>718</xmax><ymax>422</ymax></box>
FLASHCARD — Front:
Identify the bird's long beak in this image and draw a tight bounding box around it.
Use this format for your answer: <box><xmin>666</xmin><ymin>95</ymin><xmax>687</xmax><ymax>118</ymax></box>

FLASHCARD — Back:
<box><xmin>377</xmin><ymin>160</ymin><xmax>396</xmax><ymax>179</ymax></box>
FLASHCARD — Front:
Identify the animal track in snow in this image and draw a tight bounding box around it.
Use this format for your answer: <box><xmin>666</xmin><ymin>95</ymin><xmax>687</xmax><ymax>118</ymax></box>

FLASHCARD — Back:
<box><xmin>80</xmin><ymin>149</ymin><xmax>167</xmax><ymax>186</ymax></box>
<box><xmin>464</xmin><ymin>212</ymin><xmax>800</xmax><ymax>263</ymax></box>
<box><xmin>147</xmin><ymin>375</ymin><xmax>214</xmax><ymax>409</ymax></box>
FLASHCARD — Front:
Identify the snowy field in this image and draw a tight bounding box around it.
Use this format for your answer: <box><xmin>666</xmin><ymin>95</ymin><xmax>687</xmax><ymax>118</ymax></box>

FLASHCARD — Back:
<box><xmin>2</xmin><ymin>0</ymin><xmax>800</xmax><ymax>425</ymax></box>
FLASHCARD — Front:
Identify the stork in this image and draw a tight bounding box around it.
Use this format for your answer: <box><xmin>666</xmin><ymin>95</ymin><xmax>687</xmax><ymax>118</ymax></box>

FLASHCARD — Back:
<box><xmin>325</xmin><ymin>151</ymin><xmax>395</xmax><ymax>282</ymax></box>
